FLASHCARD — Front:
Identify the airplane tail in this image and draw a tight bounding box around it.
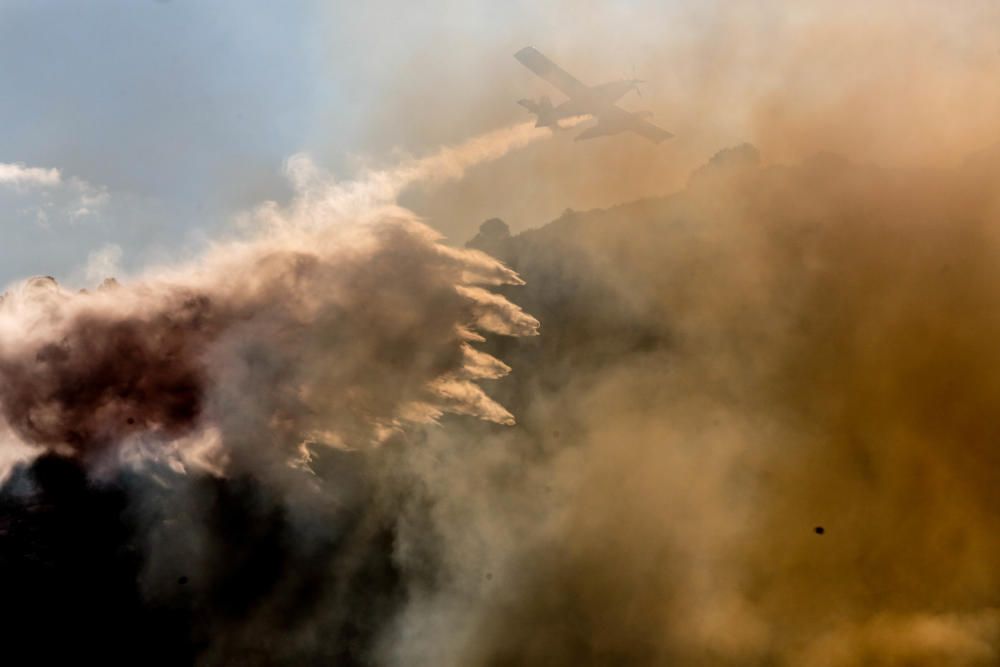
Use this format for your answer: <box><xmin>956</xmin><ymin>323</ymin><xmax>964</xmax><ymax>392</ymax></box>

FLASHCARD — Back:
<box><xmin>517</xmin><ymin>96</ymin><xmax>557</xmax><ymax>127</ymax></box>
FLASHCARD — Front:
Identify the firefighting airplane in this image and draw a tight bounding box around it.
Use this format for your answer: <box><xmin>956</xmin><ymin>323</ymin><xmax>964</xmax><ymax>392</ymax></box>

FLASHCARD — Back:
<box><xmin>514</xmin><ymin>46</ymin><xmax>673</xmax><ymax>144</ymax></box>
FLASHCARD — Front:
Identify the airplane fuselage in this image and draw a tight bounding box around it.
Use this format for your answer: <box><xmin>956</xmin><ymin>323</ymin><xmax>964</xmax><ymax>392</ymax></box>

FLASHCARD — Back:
<box><xmin>553</xmin><ymin>80</ymin><xmax>637</xmax><ymax>115</ymax></box>
<box><xmin>514</xmin><ymin>47</ymin><xmax>672</xmax><ymax>143</ymax></box>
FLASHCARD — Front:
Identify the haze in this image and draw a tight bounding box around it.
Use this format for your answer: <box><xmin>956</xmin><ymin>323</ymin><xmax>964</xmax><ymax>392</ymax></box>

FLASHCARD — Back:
<box><xmin>2</xmin><ymin>2</ymin><xmax>1000</xmax><ymax>665</ymax></box>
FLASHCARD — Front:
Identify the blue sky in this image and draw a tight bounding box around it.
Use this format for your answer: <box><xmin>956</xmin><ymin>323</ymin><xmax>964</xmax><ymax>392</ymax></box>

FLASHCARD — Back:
<box><xmin>0</xmin><ymin>1</ymin><xmax>341</xmax><ymax>284</ymax></box>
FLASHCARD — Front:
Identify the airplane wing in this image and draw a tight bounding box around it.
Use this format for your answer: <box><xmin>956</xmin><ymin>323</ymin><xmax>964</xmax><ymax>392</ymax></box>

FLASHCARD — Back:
<box><xmin>514</xmin><ymin>47</ymin><xmax>589</xmax><ymax>99</ymax></box>
<box><xmin>629</xmin><ymin>117</ymin><xmax>674</xmax><ymax>144</ymax></box>
<box><xmin>607</xmin><ymin>105</ymin><xmax>673</xmax><ymax>143</ymax></box>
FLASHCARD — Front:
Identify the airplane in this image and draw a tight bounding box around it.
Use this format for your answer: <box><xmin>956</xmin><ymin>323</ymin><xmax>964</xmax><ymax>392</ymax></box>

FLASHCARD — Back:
<box><xmin>514</xmin><ymin>46</ymin><xmax>673</xmax><ymax>144</ymax></box>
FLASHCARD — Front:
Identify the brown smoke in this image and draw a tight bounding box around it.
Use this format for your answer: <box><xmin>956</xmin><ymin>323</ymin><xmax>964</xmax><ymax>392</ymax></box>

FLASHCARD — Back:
<box><xmin>373</xmin><ymin>145</ymin><xmax>1000</xmax><ymax>665</ymax></box>
<box><xmin>0</xmin><ymin>286</ymin><xmax>216</xmax><ymax>457</ymax></box>
<box><xmin>296</xmin><ymin>7</ymin><xmax>1000</xmax><ymax>662</ymax></box>
<box><xmin>0</xmin><ymin>129</ymin><xmax>546</xmax><ymax>476</ymax></box>
<box><xmin>5</xmin><ymin>4</ymin><xmax>1000</xmax><ymax>662</ymax></box>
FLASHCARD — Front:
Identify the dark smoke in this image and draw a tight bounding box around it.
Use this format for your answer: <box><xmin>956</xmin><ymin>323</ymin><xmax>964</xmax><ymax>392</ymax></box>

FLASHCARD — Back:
<box><xmin>0</xmin><ymin>209</ymin><xmax>537</xmax><ymax>664</ymax></box>
<box><xmin>0</xmin><ymin>290</ymin><xmax>216</xmax><ymax>457</ymax></box>
<box><xmin>0</xmin><ymin>215</ymin><xmax>536</xmax><ymax>471</ymax></box>
<box><xmin>0</xmin><ymin>123</ymin><xmax>552</xmax><ymax>664</ymax></box>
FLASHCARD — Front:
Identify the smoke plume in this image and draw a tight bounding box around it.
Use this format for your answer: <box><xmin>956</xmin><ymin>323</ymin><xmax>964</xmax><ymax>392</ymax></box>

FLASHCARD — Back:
<box><xmin>382</xmin><ymin>144</ymin><xmax>1000</xmax><ymax>666</ymax></box>
<box><xmin>0</xmin><ymin>121</ymin><xmax>562</xmax><ymax>665</ymax></box>
<box><xmin>5</xmin><ymin>5</ymin><xmax>1000</xmax><ymax>663</ymax></box>
<box><xmin>0</xmin><ymin>123</ymin><xmax>552</xmax><ymax>478</ymax></box>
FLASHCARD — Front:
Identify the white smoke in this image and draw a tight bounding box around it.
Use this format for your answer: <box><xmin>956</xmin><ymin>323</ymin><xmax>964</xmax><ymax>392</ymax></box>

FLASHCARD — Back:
<box><xmin>0</xmin><ymin>122</ymin><xmax>553</xmax><ymax>481</ymax></box>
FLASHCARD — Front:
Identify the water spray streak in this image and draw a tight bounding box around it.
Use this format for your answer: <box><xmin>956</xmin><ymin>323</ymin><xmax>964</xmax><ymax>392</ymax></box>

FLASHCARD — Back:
<box><xmin>0</xmin><ymin>121</ymin><xmax>557</xmax><ymax>479</ymax></box>
<box><xmin>275</xmin><ymin>118</ymin><xmax>589</xmax><ymax>229</ymax></box>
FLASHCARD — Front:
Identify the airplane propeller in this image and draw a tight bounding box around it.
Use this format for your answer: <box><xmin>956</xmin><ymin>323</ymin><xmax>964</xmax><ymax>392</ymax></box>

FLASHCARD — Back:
<box><xmin>631</xmin><ymin>64</ymin><xmax>644</xmax><ymax>98</ymax></box>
